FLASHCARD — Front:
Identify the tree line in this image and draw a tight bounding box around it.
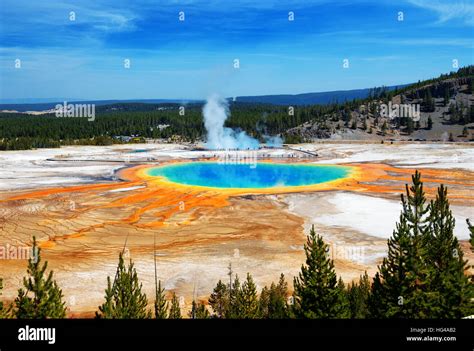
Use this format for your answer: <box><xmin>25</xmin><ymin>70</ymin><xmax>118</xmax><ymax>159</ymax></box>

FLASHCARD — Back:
<box><xmin>1</xmin><ymin>171</ymin><xmax>473</xmax><ymax>319</ymax></box>
<box><xmin>2</xmin><ymin>66</ymin><xmax>472</xmax><ymax>150</ymax></box>
<box><xmin>0</xmin><ymin>102</ymin><xmax>338</xmax><ymax>149</ymax></box>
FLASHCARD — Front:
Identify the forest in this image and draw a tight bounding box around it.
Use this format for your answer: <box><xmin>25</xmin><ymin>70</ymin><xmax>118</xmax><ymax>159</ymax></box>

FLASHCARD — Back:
<box><xmin>0</xmin><ymin>66</ymin><xmax>473</xmax><ymax>150</ymax></box>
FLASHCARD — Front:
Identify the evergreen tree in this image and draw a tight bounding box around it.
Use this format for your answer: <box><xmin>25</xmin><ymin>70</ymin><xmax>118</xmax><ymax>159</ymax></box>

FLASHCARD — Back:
<box><xmin>406</xmin><ymin>118</ymin><xmax>414</xmax><ymax>134</ymax></box>
<box><xmin>368</xmin><ymin>272</ymin><xmax>386</xmax><ymax>318</ymax></box>
<box><xmin>208</xmin><ymin>280</ymin><xmax>229</xmax><ymax>318</ymax></box>
<box><xmin>293</xmin><ymin>225</ymin><xmax>349</xmax><ymax>318</ymax></box>
<box><xmin>468</xmin><ymin>219</ymin><xmax>474</xmax><ymax>285</ymax></box>
<box><xmin>168</xmin><ymin>292</ymin><xmax>182</xmax><ymax>319</ymax></box>
<box><xmin>425</xmin><ymin>186</ymin><xmax>474</xmax><ymax>317</ymax></box>
<box><xmin>96</xmin><ymin>252</ymin><xmax>150</xmax><ymax>319</ymax></box>
<box><xmin>427</xmin><ymin>116</ymin><xmax>433</xmax><ymax>130</ymax></box>
<box><xmin>154</xmin><ymin>280</ymin><xmax>168</xmax><ymax>319</ymax></box>
<box><xmin>15</xmin><ymin>237</ymin><xmax>67</xmax><ymax>319</ymax></box>
<box><xmin>337</xmin><ymin>277</ymin><xmax>350</xmax><ymax>319</ymax></box>
<box><xmin>267</xmin><ymin>274</ymin><xmax>290</xmax><ymax>319</ymax></box>
<box><xmin>468</xmin><ymin>219</ymin><xmax>474</xmax><ymax>252</ymax></box>
<box><xmin>227</xmin><ymin>275</ymin><xmax>242</xmax><ymax>318</ymax></box>
<box><xmin>348</xmin><ymin>272</ymin><xmax>370</xmax><ymax>318</ymax></box>
<box><xmin>369</xmin><ymin>171</ymin><xmax>434</xmax><ymax>318</ymax></box>
<box><xmin>381</xmin><ymin>121</ymin><xmax>388</xmax><ymax>136</ymax></box>
<box><xmin>448</xmin><ymin>103</ymin><xmax>458</xmax><ymax>123</ymax></box>
<box><xmin>443</xmin><ymin>88</ymin><xmax>450</xmax><ymax>106</ymax></box>
<box><xmin>259</xmin><ymin>285</ymin><xmax>270</xmax><ymax>318</ymax></box>
<box><xmin>423</xmin><ymin>90</ymin><xmax>435</xmax><ymax>112</ymax></box>
<box><xmin>0</xmin><ymin>278</ymin><xmax>13</xmax><ymax>318</ymax></box>
<box><xmin>259</xmin><ymin>274</ymin><xmax>291</xmax><ymax>319</ymax></box>
<box><xmin>188</xmin><ymin>300</ymin><xmax>210</xmax><ymax>319</ymax></box>
<box><xmin>235</xmin><ymin>273</ymin><xmax>260</xmax><ymax>318</ymax></box>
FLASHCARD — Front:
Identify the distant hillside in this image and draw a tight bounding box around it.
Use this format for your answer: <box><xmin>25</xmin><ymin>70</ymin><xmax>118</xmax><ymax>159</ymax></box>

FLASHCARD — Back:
<box><xmin>0</xmin><ymin>99</ymin><xmax>202</xmax><ymax>113</ymax></box>
<box><xmin>235</xmin><ymin>85</ymin><xmax>405</xmax><ymax>106</ymax></box>
<box><xmin>285</xmin><ymin>66</ymin><xmax>474</xmax><ymax>142</ymax></box>
<box><xmin>0</xmin><ymin>66</ymin><xmax>472</xmax><ymax>151</ymax></box>
<box><xmin>0</xmin><ymin>86</ymin><xmax>406</xmax><ymax>112</ymax></box>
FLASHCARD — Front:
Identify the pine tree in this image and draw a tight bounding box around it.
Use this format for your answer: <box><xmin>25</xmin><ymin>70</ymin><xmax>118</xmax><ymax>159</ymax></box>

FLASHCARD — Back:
<box><xmin>427</xmin><ymin>116</ymin><xmax>433</xmax><ymax>130</ymax></box>
<box><xmin>468</xmin><ymin>219</ymin><xmax>474</xmax><ymax>285</ymax></box>
<box><xmin>293</xmin><ymin>225</ymin><xmax>349</xmax><ymax>318</ymax></box>
<box><xmin>96</xmin><ymin>252</ymin><xmax>150</xmax><ymax>319</ymax></box>
<box><xmin>15</xmin><ymin>237</ymin><xmax>67</xmax><ymax>318</ymax></box>
<box><xmin>257</xmin><ymin>275</ymin><xmax>290</xmax><ymax>319</ymax></box>
<box><xmin>348</xmin><ymin>272</ymin><xmax>370</xmax><ymax>318</ymax></box>
<box><xmin>406</xmin><ymin>118</ymin><xmax>414</xmax><ymax>134</ymax></box>
<box><xmin>188</xmin><ymin>300</ymin><xmax>210</xmax><ymax>319</ymax></box>
<box><xmin>423</xmin><ymin>90</ymin><xmax>435</xmax><ymax>112</ymax></box>
<box><xmin>370</xmin><ymin>172</ymin><xmax>436</xmax><ymax>318</ymax></box>
<box><xmin>235</xmin><ymin>273</ymin><xmax>260</xmax><ymax>318</ymax></box>
<box><xmin>154</xmin><ymin>280</ymin><xmax>168</xmax><ymax>319</ymax></box>
<box><xmin>381</xmin><ymin>121</ymin><xmax>388</xmax><ymax>136</ymax></box>
<box><xmin>0</xmin><ymin>278</ymin><xmax>13</xmax><ymax>318</ymax></box>
<box><xmin>443</xmin><ymin>88</ymin><xmax>450</xmax><ymax>106</ymax></box>
<box><xmin>259</xmin><ymin>285</ymin><xmax>270</xmax><ymax>318</ymax></box>
<box><xmin>468</xmin><ymin>219</ymin><xmax>474</xmax><ymax>252</ymax></box>
<box><xmin>337</xmin><ymin>277</ymin><xmax>350</xmax><ymax>318</ymax></box>
<box><xmin>425</xmin><ymin>186</ymin><xmax>474</xmax><ymax>317</ymax></box>
<box><xmin>266</xmin><ymin>274</ymin><xmax>289</xmax><ymax>319</ymax></box>
<box><xmin>97</xmin><ymin>276</ymin><xmax>115</xmax><ymax>318</ymax></box>
<box><xmin>368</xmin><ymin>272</ymin><xmax>386</xmax><ymax>318</ymax></box>
<box><xmin>208</xmin><ymin>280</ymin><xmax>229</xmax><ymax>318</ymax></box>
<box><xmin>168</xmin><ymin>292</ymin><xmax>182</xmax><ymax>319</ymax></box>
<box><xmin>227</xmin><ymin>275</ymin><xmax>242</xmax><ymax>318</ymax></box>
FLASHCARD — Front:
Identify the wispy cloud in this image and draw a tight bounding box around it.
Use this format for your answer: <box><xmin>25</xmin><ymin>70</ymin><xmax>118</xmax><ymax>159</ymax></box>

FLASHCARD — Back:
<box><xmin>1</xmin><ymin>0</ymin><xmax>473</xmax><ymax>99</ymax></box>
<box><xmin>407</xmin><ymin>0</ymin><xmax>474</xmax><ymax>26</ymax></box>
<box><xmin>0</xmin><ymin>0</ymin><xmax>139</xmax><ymax>48</ymax></box>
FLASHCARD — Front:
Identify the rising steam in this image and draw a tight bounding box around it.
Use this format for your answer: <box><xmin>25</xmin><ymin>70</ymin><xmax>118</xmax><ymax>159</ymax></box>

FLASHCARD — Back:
<box><xmin>203</xmin><ymin>94</ymin><xmax>259</xmax><ymax>150</ymax></box>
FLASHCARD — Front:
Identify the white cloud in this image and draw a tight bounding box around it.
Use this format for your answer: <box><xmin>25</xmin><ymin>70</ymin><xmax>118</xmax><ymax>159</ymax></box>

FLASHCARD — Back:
<box><xmin>408</xmin><ymin>0</ymin><xmax>474</xmax><ymax>26</ymax></box>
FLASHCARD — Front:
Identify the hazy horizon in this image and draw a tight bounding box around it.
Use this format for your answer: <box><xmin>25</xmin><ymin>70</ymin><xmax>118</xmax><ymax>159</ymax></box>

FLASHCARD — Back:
<box><xmin>0</xmin><ymin>82</ymin><xmax>410</xmax><ymax>104</ymax></box>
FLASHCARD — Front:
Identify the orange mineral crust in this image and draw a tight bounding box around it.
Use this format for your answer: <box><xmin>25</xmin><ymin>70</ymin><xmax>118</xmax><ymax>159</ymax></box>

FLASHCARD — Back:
<box><xmin>0</xmin><ymin>160</ymin><xmax>473</xmax><ymax>316</ymax></box>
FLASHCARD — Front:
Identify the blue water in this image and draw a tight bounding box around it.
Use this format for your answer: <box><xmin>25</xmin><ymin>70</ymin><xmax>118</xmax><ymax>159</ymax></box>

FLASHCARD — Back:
<box><xmin>147</xmin><ymin>162</ymin><xmax>351</xmax><ymax>189</ymax></box>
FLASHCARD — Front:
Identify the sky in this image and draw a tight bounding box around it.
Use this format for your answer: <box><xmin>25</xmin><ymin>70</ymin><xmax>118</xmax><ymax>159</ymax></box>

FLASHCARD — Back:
<box><xmin>0</xmin><ymin>0</ymin><xmax>473</xmax><ymax>101</ymax></box>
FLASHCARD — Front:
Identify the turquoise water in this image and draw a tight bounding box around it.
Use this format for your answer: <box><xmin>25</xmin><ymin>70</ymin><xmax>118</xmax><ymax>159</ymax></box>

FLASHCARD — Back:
<box><xmin>147</xmin><ymin>162</ymin><xmax>351</xmax><ymax>189</ymax></box>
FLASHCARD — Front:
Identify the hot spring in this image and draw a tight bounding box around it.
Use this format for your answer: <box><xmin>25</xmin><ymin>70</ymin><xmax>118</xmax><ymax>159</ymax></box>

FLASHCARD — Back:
<box><xmin>146</xmin><ymin>162</ymin><xmax>352</xmax><ymax>189</ymax></box>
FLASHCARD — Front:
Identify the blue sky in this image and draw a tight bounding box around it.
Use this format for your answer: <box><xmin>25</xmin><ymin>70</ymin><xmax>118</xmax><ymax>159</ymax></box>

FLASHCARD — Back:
<box><xmin>0</xmin><ymin>0</ymin><xmax>473</xmax><ymax>101</ymax></box>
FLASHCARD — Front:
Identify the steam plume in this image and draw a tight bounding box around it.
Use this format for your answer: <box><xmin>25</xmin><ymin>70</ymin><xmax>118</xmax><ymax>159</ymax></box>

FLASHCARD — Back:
<box><xmin>203</xmin><ymin>94</ymin><xmax>259</xmax><ymax>150</ymax></box>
